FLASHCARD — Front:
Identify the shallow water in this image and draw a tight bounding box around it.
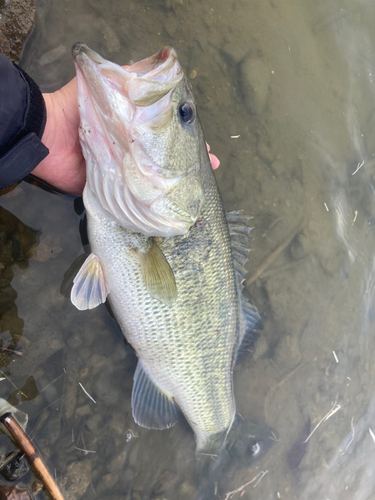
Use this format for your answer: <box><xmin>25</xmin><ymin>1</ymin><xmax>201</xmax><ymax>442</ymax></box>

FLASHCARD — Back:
<box><xmin>1</xmin><ymin>0</ymin><xmax>375</xmax><ymax>498</ymax></box>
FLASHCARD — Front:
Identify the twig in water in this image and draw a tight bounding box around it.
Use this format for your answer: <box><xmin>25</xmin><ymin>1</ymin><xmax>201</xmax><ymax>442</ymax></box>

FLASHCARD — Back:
<box><xmin>40</xmin><ymin>373</ymin><xmax>65</xmax><ymax>393</ymax></box>
<box><xmin>0</xmin><ymin>412</ymin><xmax>65</xmax><ymax>500</ymax></box>
<box><xmin>269</xmin><ymin>430</ymin><xmax>280</xmax><ymax>442</ymax></box>
<box><xmin>324</xmin><ymin>202</ymin><xmax>329</xmax><ymax>212</ymax></box>
<box><xmin>35</xmin><ymin>398</ymin><xmax>61</xmax><ymax>416</ymax></box>
<box><xmin>125</xmin><ymin>429</ymin><xmax>140</xmax><ymax>442</ymax></box>
<box><xmin>224</xmin><ymin>471</ymin><xmax>268</xmax><ymax>500</ymax></box>
<box><xmin>341</xmin><ymin>418</ymin><xmax>355</xmax><ymax>455</ymax></box>
<box><xmin>247</xmin><ymin>218</ymin><xmax>307</xmax><ymax>286</ymax></box>
<box><xmin>332</xmin><ymin>351</ymin><xmax>339</xmax><ymax>363</ymax></box>
<box><xmin>264</xmin><ymin>362</ymin><xmax>305</xmax><ymax>422</ymax></box>
<box><xmin>352</xmin><ymin>210</ymin><xmax>358</xmax><ymax>226</ymax></box>
<box><xmin>79</xmin><ymin>383</ymin><xmax>96</xmax><ymax>403</ymax></box>
<box><xmin>74</xmin><ymin>446</ymin><xmax>96</xmax><ymax>455</ymax></box>
<box><xmin>0</xmin><ymin>370</ymin><xmax>27</xmax><ymax>398</ymax></box>
<box><xmin>0</xmin><ymin>347</ymin><xmax>22</xmax><ymax>356</ymax></box>
<box><xmin>352</xmin><ymin>160</ymin><xmax>364</xmax><ymax>175</ymax></box>
<box><xmin>303</xmin><ymin>398</ymin><xmax>341</xmax><ymax>443</ymax></box>
<box><xmin>369</xmin><ymin>428</ymin><xmax>375</xmax><ymax>445</ymax></box>
<box><xmin>253</xmin><ymin>470</ymin><xmax>268</xmax><ymax>487</ymax></box>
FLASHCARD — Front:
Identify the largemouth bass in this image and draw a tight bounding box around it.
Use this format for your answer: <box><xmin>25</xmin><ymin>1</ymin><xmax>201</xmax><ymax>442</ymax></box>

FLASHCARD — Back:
<box><xmin>71</xmin><ymin>42</ymin><xmax>273</xmax><ymax>458</ymax></box>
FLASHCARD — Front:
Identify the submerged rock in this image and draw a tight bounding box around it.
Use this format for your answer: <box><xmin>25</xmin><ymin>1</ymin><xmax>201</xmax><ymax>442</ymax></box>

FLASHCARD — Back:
<box><xmin>0</xmin><ymin>0</ymin><xmax>35</xmax><ymax>62</ymax></box>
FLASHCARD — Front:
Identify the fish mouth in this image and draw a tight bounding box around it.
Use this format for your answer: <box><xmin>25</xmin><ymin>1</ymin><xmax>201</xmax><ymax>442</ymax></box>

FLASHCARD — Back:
<box><xmin>72</xmin><ymin>42</ymin><xmax>183</xmax><ymax>107</ymax></box>
<box><xmin>72</xmin><ymin>42</ymin><xmax>107</xmax><ymax>63</ymax></box>
<box><xmin>72</xmin><ymin>42</ymin><xmax>178</xmax><ymax>79</ymax></box>
<box><xmin>127</xmin><ymin>47</ymin><xmax>178</xmax><ymax>79</ymax></box>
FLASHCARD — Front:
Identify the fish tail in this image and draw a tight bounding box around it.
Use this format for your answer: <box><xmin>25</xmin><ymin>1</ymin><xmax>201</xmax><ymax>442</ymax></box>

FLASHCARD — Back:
<box><xmin>195</xmin><ymin>415</ymin><xmax>276</xmax><ymax>499</ymax></box>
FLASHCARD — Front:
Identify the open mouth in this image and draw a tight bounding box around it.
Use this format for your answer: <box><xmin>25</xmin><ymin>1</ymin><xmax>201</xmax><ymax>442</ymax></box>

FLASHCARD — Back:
<box><xmin>127</xmin><ymin>47</ymin><xmax>177</xmax><ymax>80</ymax></box>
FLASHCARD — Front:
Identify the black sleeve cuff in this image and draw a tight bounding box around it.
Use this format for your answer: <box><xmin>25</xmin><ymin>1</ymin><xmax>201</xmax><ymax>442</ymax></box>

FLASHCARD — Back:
<box><xmin>0</xmin><ymin>133</ymin><xmax>49</xmax><ymax>187</ymax></box>
<box><xmin>0</xmin><ymin>56</ymin><xmax>49</xmax><ymax>189</ymax></box>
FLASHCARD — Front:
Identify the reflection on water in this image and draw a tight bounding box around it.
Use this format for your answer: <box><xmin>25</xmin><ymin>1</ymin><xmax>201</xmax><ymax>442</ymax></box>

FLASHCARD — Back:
<box><xmin>0</xmin><ymin>0</ymin><xmax>375</xmax><ymax>498</ymax></box>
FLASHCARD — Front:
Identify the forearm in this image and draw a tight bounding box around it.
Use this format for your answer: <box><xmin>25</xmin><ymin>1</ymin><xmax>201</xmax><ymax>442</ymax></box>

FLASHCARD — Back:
<box><xmin>0</xmin><ymin>54</ymin><xmax>49</xmax><ymax>189</ymax></box>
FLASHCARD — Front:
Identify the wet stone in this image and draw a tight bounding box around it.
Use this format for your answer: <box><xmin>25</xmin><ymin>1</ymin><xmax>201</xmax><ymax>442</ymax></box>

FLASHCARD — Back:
<box><xmin>240</xmin><ymin>57</ymin><xmax>271</xmax><ymax>115</ymax></box>
<box><xmin>85</xmin><ymin>413</ymin><xmax>102</xmax><ymax>432</ymax></box>
<box><xmin>80</xmin><ymin>367</ymin><xmax>89</xmax><ymax>378</ymax></box>
<box><xmin>258</xmin><ymin>139</ymin><xmax>274</xmax><ymax>163</ymax></box>
<box><xmin>31</xmin><ymin>481</ymin><xmax>43</xmax><ymax>494</ymax></box>
<box><xmin>66</xmin><ymin>334</ymin><xmax>83</xmax><ymax>349</ymax></box>
<box><xmin>78</xmin><ymin>346</ymin><xmax>92</xmax><ymax>362</ymax></box>
<box><xmin>0</xmin><ymin>452</ymin><xmax>28</xmax><ymax>481</ymax></box>
<box><xmin>75</xmin><ymin>404</ymin><xmax>91</xmax><ymax>417</ymax></box>
<box><xmin>105</xmin><ymin>497</ymin><xmax>130</xmax><ymax>500</ymax></box>
<box><xmin>0</xmin><ymin>0</ymin><xmax>35</xmax><ymax>62</ymax></box>
<box><xmin>107</xmin><ymin>448</ymin><xmax>127</xmax><ymax>472</ymax></box>
<box><xmin>164</xmin><ymin>15</ymin><xmax>178</xmax><ymax>37</ymax></box>
<box><xmin>123</xmin><ymin>467</ymin><xmax>136</xmax><ymax>483</ymax></box>
<box><xmin>93</xmin><ymin>368</ymin><xmax>122</xmax><ymax>405</ymax></box>
<box><xmin>178</xmin><ymin>481</ymin><xmax>196</xmax><ymax>498</ymax></box>
<box><xmin>108</xmin><ymin>411</ymin><xmax>127</xmax><ymax>435</ymax></box>
<box><xmin>222</xmin><ymin>42</ymin><xmax>248</xmax><ymax>64</ymax></box>
<box><xmin>38</xmin><ymin>410</ymin><xmax>61</xmax><ymax>447</ymax></box>
<box><xmin>31</xmin><ymin>235</ymin><xmax>62</xmax><ymax>262</ymax></box>
<box><xmin>102</xmin><ymin>472</ymin><xmax>119</xmax><ymax>488</ymax></box>
<box><xmin>153</xmin><ymin>470</ymin><xmax>178</xmax><ymax>495</ymax></box>
<box><xmin>60</xmin><ymin>460</ymin><xmax>92</xmax><ymax>500</ymax></box>
<box><xmin>91</xmin><ymin>354</ymin><xmax>107</xmax><ymax>369</ymax></box>
<box><xmin>132</xmin><ymin>472</ymin><xmax>144</xmax><ymax>491</ymax></box>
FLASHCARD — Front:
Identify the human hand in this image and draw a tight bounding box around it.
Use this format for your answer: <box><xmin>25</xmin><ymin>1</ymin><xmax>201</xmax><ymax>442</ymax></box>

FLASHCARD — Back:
<box><xmin>32</xmin><ymin>78</ymin><xmax>220</xmax><ymax>195</ymax></box>
<box><xmin>32</xmin><ymin>78</ymin><xmax>86</xmax><ymax>195</ymax></box>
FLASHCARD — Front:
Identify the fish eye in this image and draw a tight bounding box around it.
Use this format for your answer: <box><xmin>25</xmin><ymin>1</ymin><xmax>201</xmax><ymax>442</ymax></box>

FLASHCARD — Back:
<box><xmin>250</xmin><ymin>441</ymin><xmax>262</xmax><ymax>456</ymax></box>
<box><xmin>178</xmin><ymin>103</ymin><xmax>194</xmax><ymax>124</ymax></box>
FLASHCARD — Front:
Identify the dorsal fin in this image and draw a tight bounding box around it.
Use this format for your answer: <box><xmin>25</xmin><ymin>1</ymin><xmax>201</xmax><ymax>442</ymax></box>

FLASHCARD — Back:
<box><xmin>226</xmin><ymin>211</ymin><xmax>263</xmax><ymax>364</ymax></box>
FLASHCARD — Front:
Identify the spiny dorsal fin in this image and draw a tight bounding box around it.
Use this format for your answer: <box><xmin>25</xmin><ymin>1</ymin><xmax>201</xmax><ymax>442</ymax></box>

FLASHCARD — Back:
<box><xmin>71</xmin><ymin>253</ymin><xmax>109</xmax><ymax>310</ymax></box>
<box><xmin>132</xmin><ymin>361</ymin><xmax>181</xmax><ymax>429</ymax></box>
<box><xmin>137</xmin><ymin>240</ymin><xmax>177</xmax><ymax>306</ymax></box>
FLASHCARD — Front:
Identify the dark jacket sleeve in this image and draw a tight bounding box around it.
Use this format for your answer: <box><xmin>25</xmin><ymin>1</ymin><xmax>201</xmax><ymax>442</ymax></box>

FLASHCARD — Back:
<box><xmin>0</xmin><ymin>53</ymin><xmax>49</xmax><ymax>189</ymax></box>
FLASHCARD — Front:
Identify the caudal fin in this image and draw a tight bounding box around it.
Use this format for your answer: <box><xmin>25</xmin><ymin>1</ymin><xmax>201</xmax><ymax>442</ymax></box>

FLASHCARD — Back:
<box><xmin>195</xmin><ymin>414</ymin><xmax>276</xmax><ymax>499</ymax></box>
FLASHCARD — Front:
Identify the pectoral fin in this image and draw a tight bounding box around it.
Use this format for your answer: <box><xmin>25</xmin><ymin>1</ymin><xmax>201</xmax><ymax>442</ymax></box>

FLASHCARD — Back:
<box><xmin>137</xmin><ymin>240</ymin><xmax>177</xmax><ymax>306</ymax></box>
<box><xmin>70</xmin><ymin>253</ymin><xmax>109</xmax><ymax>310</ymax></box>
<box><xmin>132</xmin><ymin>361</ymin><xmax>180</xmax><ymax>429</ymax></box>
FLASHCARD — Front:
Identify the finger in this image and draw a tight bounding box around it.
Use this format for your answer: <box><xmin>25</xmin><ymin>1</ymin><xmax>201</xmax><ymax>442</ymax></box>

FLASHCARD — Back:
<box><xmin>206</xmin><ymin>143</ymin><xmax>220</xmax><ymax>170</ymax></box>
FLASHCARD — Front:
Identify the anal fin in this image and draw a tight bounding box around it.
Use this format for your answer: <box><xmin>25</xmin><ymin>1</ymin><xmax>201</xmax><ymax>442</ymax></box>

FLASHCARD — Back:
<box><xmin>132</xmin><ymin>361</ymin><xmax>180</xmax><ymax>430</ymax></box>
<box><xmin>70</xmin><ymin>253</ymin><xmax>109</xmax><ymax>310</ymax></box>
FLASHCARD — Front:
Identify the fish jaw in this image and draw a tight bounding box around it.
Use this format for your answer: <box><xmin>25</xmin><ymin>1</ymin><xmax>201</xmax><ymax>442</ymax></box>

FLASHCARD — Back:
<box><xmin>72</xmin><ymin>43</ymin><xmax>205</xmax><ymax>237</ymax></box>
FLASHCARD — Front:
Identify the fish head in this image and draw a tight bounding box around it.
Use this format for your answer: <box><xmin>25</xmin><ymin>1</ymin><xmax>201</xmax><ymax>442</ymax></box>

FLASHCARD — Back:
<box><xmin>73</xmin><ymin>43</ymin><xmax>206</xmax><ymax>236</ymax></box>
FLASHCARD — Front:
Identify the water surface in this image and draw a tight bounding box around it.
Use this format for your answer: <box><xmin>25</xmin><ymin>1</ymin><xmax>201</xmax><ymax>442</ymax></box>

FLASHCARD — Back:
<box><xmin>1</xmin><ymin>0</ymin><xmax>375</xmax><ymax>498</ymax></box>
